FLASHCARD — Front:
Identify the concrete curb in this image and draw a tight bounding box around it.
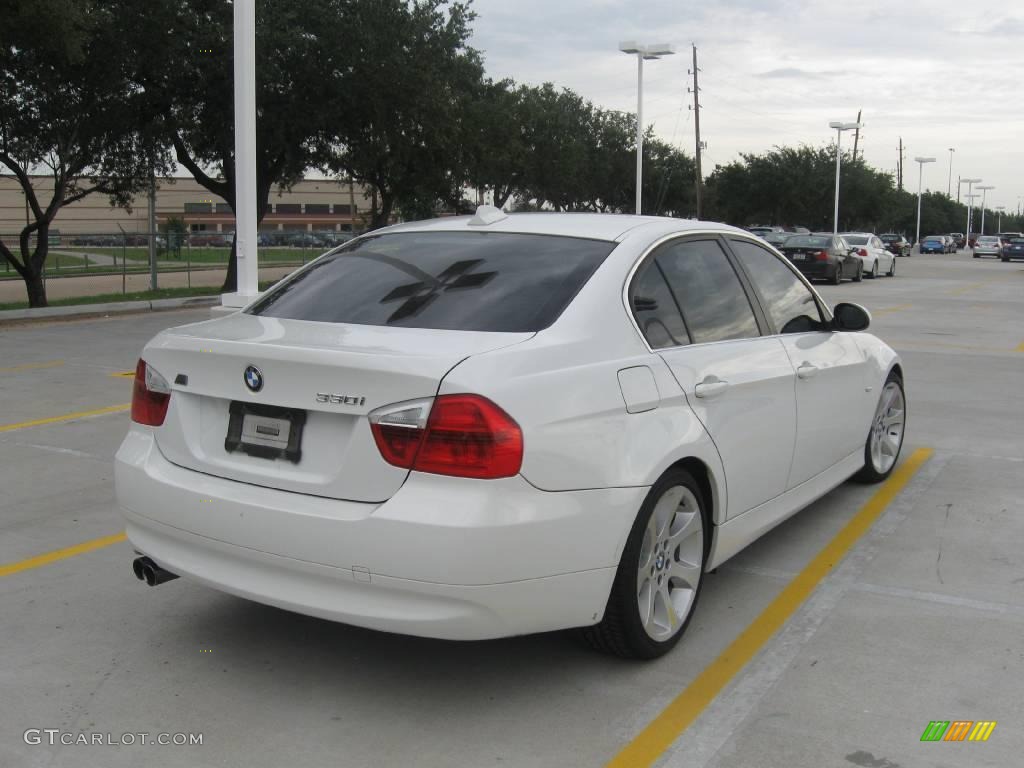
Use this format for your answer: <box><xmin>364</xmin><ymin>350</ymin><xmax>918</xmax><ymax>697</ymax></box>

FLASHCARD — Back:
<box><xmin>0</xmin><ymin>295</ymin><xmax>220</xmax><ymax>322</ymax></box>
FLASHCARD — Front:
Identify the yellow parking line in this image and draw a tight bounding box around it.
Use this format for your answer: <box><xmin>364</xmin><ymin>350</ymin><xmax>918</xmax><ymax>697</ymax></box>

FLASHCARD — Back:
<box><xmin>605</xmin><ymin>447</ymin><xmax>933</xmax><ymax>768</ymax></box>
<box><xmin>0</xmin><ymin>532</ymin><xmax>127</xmax><ymax>577</ymax></box>
<box><xmin>109</xmin><ymin>371</ymin><xmax>136</xmax><ymax>378</ymax></box>
<box><xmin>0</xmin><ymin>403</ymin><xmax>130</xmax><ymax>433</ymax></box>
<box><xmin>0</xmin><ymin>360</ymin><xmax>64</xmax><ymax>373</ymax></box>
<box><xmin>1016</xmin><ymin>342</ymin><xmax>1024</xmax><ymax>353</ymax></box>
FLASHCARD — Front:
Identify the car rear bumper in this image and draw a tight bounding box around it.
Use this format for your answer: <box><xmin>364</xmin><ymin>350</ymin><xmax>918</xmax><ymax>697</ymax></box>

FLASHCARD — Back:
<box><xmin>115</xmin><ymin>426</ymin><xmax>644</xmax><ymax>639</ymax></box>
<box><xmin>790</xmin><ymin>261</ymin><xmax>836</xmax><ymax>278</ymax></box>
<box><xmin>974</xmin><ymin>248</ymin><xmax>1000</xmax><ymax>256</ymax></box>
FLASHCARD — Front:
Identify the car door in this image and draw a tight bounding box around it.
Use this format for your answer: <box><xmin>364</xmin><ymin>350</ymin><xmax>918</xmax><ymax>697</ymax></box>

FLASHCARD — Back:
<box><xmin>727</xmin><ymin>237</ymin><xmax>874</xmax><ymax>487</ymax></box>
<box><xmin>631</xmin><ymin>237</ymin><xmax>798</xmax><ymax>518</ymax></box>
<box><xmin>872</xmin><ymin>236</ymin><xmax>893</xmax><ymax>272</ymax></box>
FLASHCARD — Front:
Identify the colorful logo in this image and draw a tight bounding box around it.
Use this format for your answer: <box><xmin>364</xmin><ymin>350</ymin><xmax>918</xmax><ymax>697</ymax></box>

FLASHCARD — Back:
<box><xmin>920</xmin><ymin>721</ymin><xmax>996</xmax><ymax>742</ymax></box>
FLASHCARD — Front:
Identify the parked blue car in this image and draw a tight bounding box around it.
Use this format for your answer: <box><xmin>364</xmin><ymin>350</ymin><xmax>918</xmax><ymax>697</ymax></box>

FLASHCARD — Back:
<box><xmin>920</xmin><ymin>236</ymin><xmax>946</xmax><ymax>254</ymax></box>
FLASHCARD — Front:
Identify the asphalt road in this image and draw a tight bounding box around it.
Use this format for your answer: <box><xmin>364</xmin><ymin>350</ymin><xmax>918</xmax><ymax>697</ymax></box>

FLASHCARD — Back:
<box><xmin>0</xmin><ymin>250</ymin><xmax>1021</xmax><ymax>768</ymax></box>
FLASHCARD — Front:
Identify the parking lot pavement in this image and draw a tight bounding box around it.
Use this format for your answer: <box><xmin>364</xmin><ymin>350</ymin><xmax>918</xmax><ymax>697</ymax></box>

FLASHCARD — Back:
<box><xmin>1</xmin><ymin>251</ymin><xmax>1021</xmax><ymax>768</ymax></box>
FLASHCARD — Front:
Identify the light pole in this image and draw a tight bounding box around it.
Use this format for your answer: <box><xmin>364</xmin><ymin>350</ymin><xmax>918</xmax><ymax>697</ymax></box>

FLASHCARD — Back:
<box><xmin>947</xmin><ymin>148</ymin><xmax>955</xmax><ymax>198</ymax></box>
<box><xmin>619</xmin><ymin>41</ymin><xmax>676</xmax><ymax>215</ymax></box>
<box><xmin>964</xmin><ymin>193</ymin><xmax>979</xmax><ymax>246</ymax></box>
<box><xmin>914</xmin><ymin>156</ymin><xmax>936</xmax><ymax>251</ymax></box>
<box><xmin>962</xmin><ymin>178</ymin><xmax>982</xmax><ymax>242</ymax></box>
<box><xmin>829</xmin><ymin>120</ymin><xmax>862</xmax><ymax>234</ymax></box>
<box><xmin>977</xmin><ymin>185</ymin><xmax>994</xmax><ymax>234</ymax></box>
<box><xmin>996</xmin><ymin>206</ymin><xmax>1006</xmax><ymax>232</ymax></box>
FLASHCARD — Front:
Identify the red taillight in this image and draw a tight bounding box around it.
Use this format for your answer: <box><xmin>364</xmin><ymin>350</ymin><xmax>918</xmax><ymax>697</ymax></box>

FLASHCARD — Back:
<box><xmin>131</xmin><ymin>359</ymin><xmax>171</xmax><ymax>426</ymax></box>
<box><xmin>814</xmin><ymin>250</ymin><xmax>829</xmax><ymax>261</ymax></box>
<box><xmin>369</xmin><ymin>394</ymin><xmax>523</xmax><ymax>479</ymax></box>
<box><xmin>857</xmin><ymin>248</ymin><xmax>868</xmax><ymax>257</ymax></box>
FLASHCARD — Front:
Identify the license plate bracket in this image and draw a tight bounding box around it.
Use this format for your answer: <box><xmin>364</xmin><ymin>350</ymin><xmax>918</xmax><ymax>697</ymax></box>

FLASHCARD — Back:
<box><xmin>225</xmin><ymin>401</ymin><xmax>306</xmax><ymax>463</ymax></box>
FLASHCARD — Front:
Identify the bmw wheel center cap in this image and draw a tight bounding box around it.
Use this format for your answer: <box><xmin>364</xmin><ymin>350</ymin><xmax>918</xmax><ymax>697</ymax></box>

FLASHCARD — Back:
<box><xmin>244</xmin><ymin>365</ymin><xmax>263</xmax><ymax>392</ymax></box>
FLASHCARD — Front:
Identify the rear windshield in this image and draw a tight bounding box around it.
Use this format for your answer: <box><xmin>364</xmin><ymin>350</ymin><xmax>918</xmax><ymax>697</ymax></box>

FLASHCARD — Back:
<box><xmin>978</xmin><ymin>236</ymin><xmax>1000</xmax><ymax>243</ymax></box>
<box><xmin>247</xmin><ymin>231</ymin><xmax>614</xmax><ymax>332</ymax></box>
<box><xmin>843</xmin><ymin>235</ymin><xmax>868</xmax><ymax>244</ymax></box>
<box><xmin>785</xmin><ymin>235</ymin><xmax>831</xmax><ymax>248</ymax></box>
<box><xmin>1011</xmin><ymin>238</ymin><xmax>1024</xmax><ymax>244</ymax></box>
<box><xmin>880</xmin><ymin>234</ymin><xmax>900</xmax><ymax>241</ymax></box>
<box><xmin>924</xmin><ymin>237</ymin><xmax>942</xmax><ymax>242</ymax></box>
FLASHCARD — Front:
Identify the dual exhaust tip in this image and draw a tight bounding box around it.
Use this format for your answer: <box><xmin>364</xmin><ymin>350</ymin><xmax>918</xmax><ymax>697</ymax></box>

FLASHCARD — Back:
<box><xmin>132</xmin><ymin>556</ymin><xmax>179</xmax><ymax>586</ymax></box>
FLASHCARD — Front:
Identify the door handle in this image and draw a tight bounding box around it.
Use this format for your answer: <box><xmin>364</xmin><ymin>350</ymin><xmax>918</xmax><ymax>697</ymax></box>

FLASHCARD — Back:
<box><xmin>796</xmin><ymin>363</ymin><xmax>819</xmax><ymax>380</ymax></box>
<box><xmin>694</xmin><ymin>378</ymin><xmax>729</xmax><ymax>399</ymax></box>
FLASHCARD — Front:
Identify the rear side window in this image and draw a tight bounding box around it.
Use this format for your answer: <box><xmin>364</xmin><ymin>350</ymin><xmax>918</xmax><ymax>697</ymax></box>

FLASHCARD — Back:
<box><xmin>248</xmin><ymin>232</ymin><xmax>614</xmax><ymax>332</ymax></box>
<box><xmin>652</xmin><ymin>239</ymin><xmax>760</xmax><ymax>344</ymax></box>
<box><xmin>630</xmin><ymin>260</ymin><xmax>690</xmax><ymax>349</ymax></box>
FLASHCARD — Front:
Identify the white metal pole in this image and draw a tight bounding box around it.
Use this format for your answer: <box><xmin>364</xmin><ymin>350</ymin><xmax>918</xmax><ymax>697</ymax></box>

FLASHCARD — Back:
<box><xmin>947</xmin><ymin>148</ymin><xmax>954</xmax><ymax>198</ymax></box>
<box><xmin>915</xmin><ymin>162</ymin><xmax>924</xmax><ymax>250</ymax></box>
<box><xmin>965</xmin><ymin>181</ymin><xmax>973</xmax><ymax>241</ymax></box>
<box><xmin>232</xmin><ymin>0</ymin><xmax>259</xmax><ymax>301</ymax></box>
<box><xmin>635</xmin><ymin>53</ymin><xmax>644</xmax><ymax>215</ymax></box>
<box><xmin>832</xmin><ymin>128</ymin><xmax>842</xmax><ymax>235</ymax></box>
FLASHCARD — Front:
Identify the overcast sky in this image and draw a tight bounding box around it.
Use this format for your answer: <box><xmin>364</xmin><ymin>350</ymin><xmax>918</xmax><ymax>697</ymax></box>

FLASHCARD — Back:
<box><xmin>469</xmin><ymin>0</ymin><xmax>1024</xmax><ymax>215</ymax></box>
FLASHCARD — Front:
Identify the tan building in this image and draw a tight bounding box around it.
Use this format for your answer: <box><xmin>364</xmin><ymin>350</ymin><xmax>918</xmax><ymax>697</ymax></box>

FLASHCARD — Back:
<box><xmin>0</xmin><ymin>175</ymin><xmax>374</xmax><ymax>236</ymax></box>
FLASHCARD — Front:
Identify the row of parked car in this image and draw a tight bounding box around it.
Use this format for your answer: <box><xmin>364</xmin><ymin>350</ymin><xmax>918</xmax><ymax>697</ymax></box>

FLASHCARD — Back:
<box><xmin>748</xmin><ymin>228</ymin><xmax>898</xmax><ymax>283</ymax></box>
<box><xmin>971</xmin><ymin>232</ymin><xmax>1024</xmax><ymax>261</ymax></box>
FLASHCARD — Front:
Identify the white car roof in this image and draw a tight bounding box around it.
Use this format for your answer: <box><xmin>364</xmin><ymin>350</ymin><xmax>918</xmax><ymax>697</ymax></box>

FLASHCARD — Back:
<box><xmin>374</xmin><ymin>212</ymin><xmax>744</xmax><ymax>243</ymax></box>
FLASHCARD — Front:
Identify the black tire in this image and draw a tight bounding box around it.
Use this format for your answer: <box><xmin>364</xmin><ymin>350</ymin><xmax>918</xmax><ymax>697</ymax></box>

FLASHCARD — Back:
<box><xmin>581</xmin><ymin>468</ymin><xmax>709</xmax><ymax>659</ymax></box>
<box><xmin>973</xmin><ymin>253</ymin><xmax>979</xmax><ymax>258</ymax></box>
<box><xmin>853</xmin><ymin>371</ymin><xmax>906</xmax><ymax>484</ymax></box>
<box><xmin>832</xmin><ymin>265</ymin><xmax>843</xmax><ymax>285</ymax></box>
<box><xmin>868</xmin><ymin>261</ymin><xmax>878</xmax><ymax>279</ymax></box>
<box><xmin>853</xmin><ymin>263</ymin><xmax>863</xmax><ymax>282</ymax></box>
<box><xmin>1001</xmin><ymin>257</ymin><xmax>1010</xmax><ymax>262</ymax></box>
<box><xmin>887</xmin><ymin>258</ymin><xmax>896</xmax><ymax>277</ymax></box>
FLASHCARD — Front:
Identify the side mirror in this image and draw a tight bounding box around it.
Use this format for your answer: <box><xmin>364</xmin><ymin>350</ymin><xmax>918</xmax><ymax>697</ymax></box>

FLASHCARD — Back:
<box><xmin>848</xmin><ymin>247</ymin><xmax>858</xmax><ymax>256</ymax></box>
<box><xmin>832</xmin><ymin>302</ymin><xmax>871</xmax><ymax>332</ymax></box>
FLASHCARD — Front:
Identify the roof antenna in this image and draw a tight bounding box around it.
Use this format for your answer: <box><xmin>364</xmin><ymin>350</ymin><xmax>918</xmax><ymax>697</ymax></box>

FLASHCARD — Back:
<box><xmin>468</xmin><ymin>205</ymin><xmax>509</xmax><ymax>226</ymax></box>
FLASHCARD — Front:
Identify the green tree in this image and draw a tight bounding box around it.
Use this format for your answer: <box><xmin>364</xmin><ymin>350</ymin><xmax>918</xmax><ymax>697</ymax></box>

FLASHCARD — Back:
<box><xmin>323</xmin><ymin>0</ymin><xmax>485</xmax><ymax>228</ymax></box>
<box><xmin>0</xmin><ymin>0</ymin><xmax>165</xmax><ymax>307</ymax></box>
<box><xmin>121</xmin><ymin>0</ymin><xmax>349</xmax><ymax>291</ymax></box>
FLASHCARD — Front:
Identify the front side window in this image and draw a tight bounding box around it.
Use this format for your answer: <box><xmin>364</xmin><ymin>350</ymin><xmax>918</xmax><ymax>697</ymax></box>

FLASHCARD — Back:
<box><xmin>729</xmin><ymin>239</ymin><xmax>826</xmax><ymax>334</ymax></box>
<box><xmin>248</xmin><ymin>232</ymin><xmax>614</xmax><ymax>332</ymax></box>
<box><xmin>652</xmin><ymin>239</ymin><xmax>760</xmax><ymax>344</ymax></box>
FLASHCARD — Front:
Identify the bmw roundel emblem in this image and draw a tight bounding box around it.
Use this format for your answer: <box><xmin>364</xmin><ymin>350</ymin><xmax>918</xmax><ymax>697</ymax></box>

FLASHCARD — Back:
<box><xmin>244</xmin><ymin>365</ymin><xmax>263</xmax><ymax>393</ymax></box>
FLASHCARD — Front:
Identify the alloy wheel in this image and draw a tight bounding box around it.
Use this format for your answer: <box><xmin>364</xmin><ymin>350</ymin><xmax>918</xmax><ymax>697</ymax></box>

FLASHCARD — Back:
<box><xmin>636</xmin><ymin>485</ymin><xmax>704</xmax><ymax>642</ymax></box>
<box><xmin>869</xmin><ymin>381</ymin><xmax>905</xmax><ymax>475</ymax></box>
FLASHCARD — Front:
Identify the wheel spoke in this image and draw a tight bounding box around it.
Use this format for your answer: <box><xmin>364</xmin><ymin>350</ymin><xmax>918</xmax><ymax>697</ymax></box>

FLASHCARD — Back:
<box><xmin>651</xmin><ymin>486</ymin><xmax>683</xmax><ymax>539</ymax></box>
<box><xmin>882</xmin><ymin>408</ymin><xmax>904</xmax><ymax>428</ymax></box>
<box><xmin>638</xmin><ymin>578</ymin><xmax>653</xmax><ymax>628</ymax></box>
<box><xmin>667</xmin><ymin>510</ymin><xmax>701</xmax><ymax>549</ymax></box>
<box><xmin>671</xmin><ymin>559</ymin><xmax>701</xmax><ymax>590</ymax></box>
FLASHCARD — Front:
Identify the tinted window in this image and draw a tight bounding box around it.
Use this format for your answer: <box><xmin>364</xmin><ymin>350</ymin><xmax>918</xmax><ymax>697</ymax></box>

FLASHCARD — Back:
<box><xmin>785</xmin><ymin>235</ymin><xmax>832</xmax><ymax>249</ymax></box>
<box><xmin>653</xmin><ymin>239</ymin><xmax>760</xmax><ymax>343</ymax></box>
<box><xmin>730</xmin><ymin>240</ymin><xmax>825</xmax><ymax>334</ymax></box>
<box><xmin>630</xmin><ymin>261</ymin><xmax>690</xmax><ymax>349</ymax></box>
<box><xmin>248</xmin><ymin>232</ymin><xmax>613</xmax><ymax>332</ymax></box>
<box><xmin>843</xmin><ymin>235</ymin><xmax>868</xmax><ymax>245</ymax></box>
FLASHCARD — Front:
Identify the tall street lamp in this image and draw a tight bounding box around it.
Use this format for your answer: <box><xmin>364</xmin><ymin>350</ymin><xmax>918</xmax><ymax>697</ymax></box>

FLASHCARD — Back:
<box><xmin>619</xmin><ymin>41</ymin><xmax>676</xmax><ymax>215</ymax></box>
<box><xmin>829</xmin><ymin>120</ymin><xmax>862</xmax><ymax>234</ymax></box>
<box><xmin>947</xmin><ymin>148</ymin><xmax>955</xmax><ymax>198</ymax></box>
<box><xmin>996</xmin><ymin>206</ymin><xmax>1006</xmax><ymax>232</ymax></box>
<box><xmin>914</xmin><ymin>156</ymin><xmax>936</xmax><ymax>251</ymax></box>
<box><xmin>977</xmin><ymin>185</ymin><xmax>994</xmax><ymax>234</ymax></box>
<box><xmin>962</xmin><ymin>178</ymin><xmax>982</xmax><ymax>241</ymax></box>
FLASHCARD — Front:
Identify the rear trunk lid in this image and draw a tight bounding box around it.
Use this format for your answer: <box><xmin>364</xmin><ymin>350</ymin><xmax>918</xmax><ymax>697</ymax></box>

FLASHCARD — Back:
<box><xmin>143</xmin><ymin>312</ymin><xmax>531</xmax><ymax>502</ymax></box>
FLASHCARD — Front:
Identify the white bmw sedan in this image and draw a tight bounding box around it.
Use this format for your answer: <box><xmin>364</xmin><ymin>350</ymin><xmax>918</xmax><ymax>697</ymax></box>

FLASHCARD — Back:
<box><xmin>116</xmin><ymin>210</ymin><xmax>906</xmax><ymax>659</ymax></box>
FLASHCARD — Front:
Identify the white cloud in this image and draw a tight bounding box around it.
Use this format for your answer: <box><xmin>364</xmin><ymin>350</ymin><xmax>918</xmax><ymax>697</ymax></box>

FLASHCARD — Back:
<box><xmin>468</xmin><ymin>0</ymin><xmax>1024</xmax><ymax>206</ymax></box>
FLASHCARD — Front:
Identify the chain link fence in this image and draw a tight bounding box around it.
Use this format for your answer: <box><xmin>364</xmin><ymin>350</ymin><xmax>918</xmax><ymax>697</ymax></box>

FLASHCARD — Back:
<box><xmin>1</xmin><ymin>230</ymin><xmax>355</xmax><ymax>294</ymax></box>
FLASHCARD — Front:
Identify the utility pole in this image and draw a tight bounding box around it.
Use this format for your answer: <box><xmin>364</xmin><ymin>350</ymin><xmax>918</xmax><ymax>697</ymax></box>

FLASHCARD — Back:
<box><xmin>852</xmin><ymin>109</ymin><xmax>862</xmax><ymax>159</ymax></box>
<box><xmin>897</xmin><ymin>138</ymin><xmax>904</xmax><ymax>191</ymax></box>
<box><xmin>689</xmin><ymin>43</ymin><xmax>703</xmax><ymax>218</ymax></box>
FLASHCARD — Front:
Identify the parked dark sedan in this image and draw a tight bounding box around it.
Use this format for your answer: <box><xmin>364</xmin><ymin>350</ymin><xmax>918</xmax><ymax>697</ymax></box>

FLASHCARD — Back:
<box><xmin>880</xmin><ymin>233</ymin><xmax>911</xmax><ymax>257</ymax></box>
<box><xmin>1001</xmin><ymin>237</ymin><xmax>1024</xmax><ymax>262</ymax></box>
<box><xmin>779</xmin><ymin>234</ymin><xmax>862</xmax><ymax>284</ymax></box>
